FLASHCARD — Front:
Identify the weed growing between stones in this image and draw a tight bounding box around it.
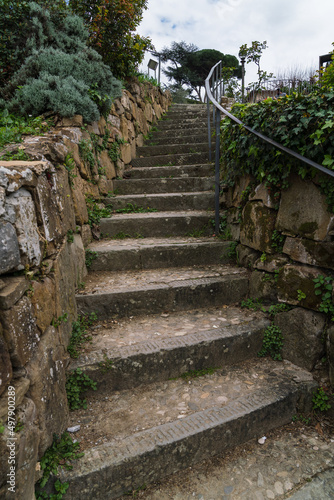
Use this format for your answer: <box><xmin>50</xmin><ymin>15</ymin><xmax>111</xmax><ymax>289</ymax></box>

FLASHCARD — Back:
<box><xmin>115</xmin><ymin>203</ymin><xmax>157</xmax><ymax>214</ymax></box>
<box><xmin>314</xmin><ymin>275</ymin><xmax>334</xmax><ymax>321</ymax></box>
<box><xmin>64</xmin><ymin>153</ymin><xmax>77</xmax><ymax>187</ymax></box>
<box><xmin>51</xmin><ymin>313</ymin><xmax>68</xmax><ymax>328</ymax></box>
<box><xmin>86</xmin><ymin>196</ymin><xmax>113</xmax><ymax>227</ymax></box>
<box><xmin>68</xmin><ymin>313</ymin><xmax>97</xmax><ymax>359</ymax></box>
<box><xmin>85</xmin><ymin>249</ymin><xmax>98</xmax><ymax>269</ymax></box>
<box><xmin>297</xmin><ymin>289</ymin><xmax>307</xmax><ymax>301</ymax></box>
<box><xmin>67</xmin><ymin>230</ymin><xmax>74</xmax><ymax>243</ymax></box>
<box><xmin>271</xmin><ymin>230</ymin><xmax>285</xmax><ymax>253</ymax></box>
<box><xmin>0</xmin><ymin>109</ymin><xmax>51</xmax><ymax>149</ymax></box>
<box><xmin>66</xmin><ymin>368</ymin><xmax>97</xmax><ymax>410</ymax></box>
<box><xmin>35</xmin><ymin>432</ymin><xmax>84</xmax><ymax>500</ymax></box>
<box><xmin>266</xmin><ymin>303</ymin><xmax>292</xmax><ymax>317</ymax></box>
<box><xmin>227</xmin><ymin>241</ymin><xmax>238</xmax><ymax>261</ymax></box>
<box><xmin>98</xmin><ymin>354</ymin><xmax>113</xmax><ymax>373</ymax></box>
<box><xmin>241</xmin><ymin>297</ymin><xmax>264</xmax><ymax>311</ymax></box>
<box><xmin>0</xmin><ymin>148</ymin><xmax>31</xmax><ymax>161</ymax></box>
<box><xmin>124</xmin><ymin>483</ymin><xmax>147</xmax><ymax>497</ymax></box>
<box><xmin>292</xmin><ymin>414</ymin><xmax>311</xmax><ymax>425</ymax></box>
<box><xmin>312</xmin><ymin>387</ymin><xmax>332</xmax><ymax>412</ymax></box>
<box><xmin>258</xmin><ymin>324</ymin><xmax>283</xmax><ymax>361</ymax></box>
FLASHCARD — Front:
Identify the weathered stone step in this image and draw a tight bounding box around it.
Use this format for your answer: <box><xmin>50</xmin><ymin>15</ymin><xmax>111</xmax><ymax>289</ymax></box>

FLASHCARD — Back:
<box><xmin>76</xmin><ymin>264</ymin><xmax>249</xmax><ymax>318</ymax></box>
<box><xmin>156</xmin><ymin>119</ymin><xmax>209</xmax><ymax>131</ymax></box>
<box><xmin>113</xmin><ymin>177</ymin><xmax>214</xmax><ymax>195</ymax></box>
<box><xmin>99</xmin><ymin>210</ymin><xmax>214</xmax><ymax>238</ymax></box>
<box><xmin>123</xmin><ymin>163</ymin><xmax>214</xmax><ymax>179</ymax></box>
<box><xmin>59</xmin><ymin>359</ymin><xmax>315</xmax><ymax>499</ymax></box>
<box><xmin>147</xmin><ymin>133</ymin><xmax>211</xmax><ymax>146</ymax></box>
<box><xmin>104</xmin><ymin>192</ymin><xmax>214</xmax><ymax>212</ymax></box>
<box><xmin>86</xmin><ymin>237</ymin><xmax>231</xmax><ymax>271</ymax></box>
<box><xmin>137</xmin><ymin>142</ymin><xmax>211</xmax><ymax>157</ymax></box>
<box><xmin>69</xmin><ymin>307</ymin><xmax>269</xmax><ymax>392</ymax></box>
<box><xmin>131</xmin><ymin>152</ymin><xmax>210</xmax><ymax>167</ymax></box>
<box><xmin>150</xmin><ymin>127</ymin><xmax>208</xmax><ymax>141</ymax></box>
<box><xmin>162</xmin><ymin>111</ymin><xmax>208</xmax><ymax>120</ymax></box>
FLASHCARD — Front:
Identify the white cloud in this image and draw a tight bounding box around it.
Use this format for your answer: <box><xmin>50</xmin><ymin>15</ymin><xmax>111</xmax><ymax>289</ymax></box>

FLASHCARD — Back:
<box><xmin>138</xmin><ymin>0</ymin><xmax>334</xmax><ymax>85</ymax></box>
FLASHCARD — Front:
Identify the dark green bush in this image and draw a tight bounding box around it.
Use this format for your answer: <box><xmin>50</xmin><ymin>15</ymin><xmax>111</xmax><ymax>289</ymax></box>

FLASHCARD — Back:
<box><xmin>1</xmin><ymin>2</ymin><xmax>122</xmax><ymax>122</ymax></box>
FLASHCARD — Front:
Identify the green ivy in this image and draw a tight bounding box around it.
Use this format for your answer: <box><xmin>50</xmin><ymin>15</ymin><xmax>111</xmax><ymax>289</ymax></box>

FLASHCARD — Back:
<box><xmin>86</xmin><ymin>196</ymin><xmax>113</xmax><ymax>227</ymax></box>
<box><xmin>312</xmin><ymin>387</ymin><xmax>331</xmax><ymax>412</ymax></box>
<box><xmin>258</xmin><ymin>324</ymin><xmax>283</xmax><ymax>360</ymax></box>
<box><xmin>313</xmin><ymin>275</ymin><xmax>334</xmax><ymax>320</ymax></box>
<box><xmin>66</xmin><ymin>368</ymin><xmax>97</xmax><ymax>410</ymax></box>
<box><xmin>67</xmin><ymin>313</ymin><xmax>97</xmax><ymax>359</ymax></box>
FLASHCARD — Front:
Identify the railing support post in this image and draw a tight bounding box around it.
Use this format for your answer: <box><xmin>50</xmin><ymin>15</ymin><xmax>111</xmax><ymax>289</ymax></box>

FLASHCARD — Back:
<box><xmin>207</xmin><ymin>98</ymin><xmax>211</xmax><ymax>162</ymax></box>
<box><xmin>214</xmin><ymin>109</ymin><xmax>221</xmax><ymax>235</ymax></box>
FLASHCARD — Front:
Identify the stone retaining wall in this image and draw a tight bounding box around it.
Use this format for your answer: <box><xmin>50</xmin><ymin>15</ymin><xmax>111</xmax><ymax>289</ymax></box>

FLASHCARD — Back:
<box><xmin>222</xmin><ymin>173</ymin><xmax>334</xmax><ymax>387</ymax></box>
<box><xmin>0</xmin><ymin>80</ymin><xmax>171</xmax><ymax>498</ymax></box>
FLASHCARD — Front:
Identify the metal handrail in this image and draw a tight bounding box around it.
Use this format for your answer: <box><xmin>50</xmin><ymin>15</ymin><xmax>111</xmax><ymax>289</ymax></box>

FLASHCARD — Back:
<box><xmin>205</xmin><ymin>60</ymin><xmax>334</xmax><ymax>235</ymax></box>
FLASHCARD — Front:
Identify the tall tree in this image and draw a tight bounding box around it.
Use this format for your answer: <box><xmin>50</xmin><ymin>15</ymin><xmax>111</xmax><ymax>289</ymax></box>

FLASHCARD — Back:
<box><xmin>239</xmin><ymin>40</ymin><xmax>273</xmax><ymax>93</ymax></box>
<box><xmin>160</xmin><ymin>42</ymin><xmax>241</xmax><ymax>102</ymax></box>
<box><xmin>69</xmin><ymin>0</ymin><xmax>152</xmax><ymax>79</ymax></box>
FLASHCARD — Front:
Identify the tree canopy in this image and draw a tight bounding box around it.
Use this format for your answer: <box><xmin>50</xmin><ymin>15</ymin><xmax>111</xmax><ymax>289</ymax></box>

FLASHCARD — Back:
<box><xmin>69</xmin><ymin>0</ymin><xmax>152</xmax><ymax>79</ymax></box>
<box><xmin>160</xmin><ymin>42</ymin><xmax>241</xmax><ymax>101</ymax></box>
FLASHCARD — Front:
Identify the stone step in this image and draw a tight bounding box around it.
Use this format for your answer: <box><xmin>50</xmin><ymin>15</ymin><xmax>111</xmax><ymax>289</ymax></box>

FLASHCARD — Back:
<box><xmin>113</xmin><ymin>177</ymin><xmax>214</xmax><ymax>195</ymax></box>
<box><xmin>150</xmin><ymin>127</ymin><xmax>208</xmax><ymax>141</ymax></box>
<box><xmin>123</xmin><ymin>164</ymin><xmax>214</xmax><ymax>179</ymax></box>
<box><xmin>99</xmin><ymin>210</ymin><xmax>215</xmax><ymax>238</ymax></box>
<box><xmin>162</xmin><ymin>110</ymin><xmax>208</xmax><ymax>120</ymax></box>
<box><xmin>131</xmin><ymin>152</ymin><xmax>210</xmax><ymax>168</ymax></box>
<box><xmin>147</xmin><ymin>133</ymin><xmax>211</xmax><ymax>146</ymax></box>
<box><xmin>156</xmin><ymin>119</ymin><xmax>209</xmax><ymax>131</ymax></box>
<box><xmin>76</xmin><ymin>264</ymin><xmax>249</xmax><ymax>318</ymax></box>
<box><xmin>69</xmin><ymin>306</ymin><xmax>270</xmax><ymax>392</ymax></box>
<box><xmin>104</xmin><ymin>192</ymin><xmax>214</xmax><ymax>212</ymax></box>
<box><xmin>86</xmin><ymin>237</ymin><xmax>231</xmax><ymax>271</ymax></box>
<box><xmin>137</xmin><ymin>143</ymin><xmax>211</xmax><ymax>157</ymax></box>
<box><xmin>58</xmin><ymin>359</ymin><xmax>315</xmax><ymax>499</ymax></box>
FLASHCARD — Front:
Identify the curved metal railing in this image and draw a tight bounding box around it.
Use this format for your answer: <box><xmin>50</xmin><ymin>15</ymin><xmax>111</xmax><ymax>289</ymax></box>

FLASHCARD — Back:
<box><xmin>205</xmin><ymin>60</ymin><xmax>334</xmax><ymax>234</ymax></box>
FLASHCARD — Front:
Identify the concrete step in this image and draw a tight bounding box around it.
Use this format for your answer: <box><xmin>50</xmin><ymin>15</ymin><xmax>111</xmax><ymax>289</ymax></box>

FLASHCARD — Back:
<box><xmin>156</xmin><ymin>119</ymin><xmax>209</xmax><ymax>131</ymax></box>
<box><xmin>113</xmin><ymin>177</ymin><xmax>214</xmax><ymax>195</ymax></box>
<box><xmin>99</xmin><ymin>210</ymin><xmax>215</xmax><ymax>238</ymax></box>
<box><xmin>131</xmin><ymin>152</ymin><xmax>210</xmax><ymax>168</ymax></box>
<box><xmin>104</xmin><ymin>192</ymin><xmax>214</xmax><ymax>212</ymax></box>
<box><xmin>150</xmin><ymin>127</ymin><xmax>208</xmax><ymax>141</ymax></box>
<box><xmin>69</xmin><ymin>306</ymin><xmax>270</xmax><ymax>392</ymax></box>
<box><xmin>122</xmin><ymin>164</ymin><xmax>214</xmax><ymax>179</ymax></box>
<box><xmin>58</xmin><ymin>359</ymin><xmax>315</xmax><ymax>499</ymax></box>
<box><xmin>76</xmin><ymin>264</ymin><xmax>249</xmax><ymax>319</ymax></box>
<box><xmin>86</xmin><ymin>237</ymin><xmax>231</xmax><ymax>271</ymax></box>
<box><xmin>137</xmin><ymin>143</ymin><xmax>211</xmax><ymax>157</ymax></box>
<box><xmin>162</xmin><ymin>111</ymin><xmax>208</xmax><ymax>120</ymax></box>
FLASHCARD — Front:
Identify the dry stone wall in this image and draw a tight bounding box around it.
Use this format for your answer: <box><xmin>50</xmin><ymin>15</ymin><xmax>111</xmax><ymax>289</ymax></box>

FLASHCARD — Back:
<box><xmin>0</xmin><ymin>80</ymin><xmax>171</xmax><ymax>499</ymax></box>
<box><xmin>222</xmin><ymin>173</ymin><xmax>334</xmax><ymax>386</ymax></box>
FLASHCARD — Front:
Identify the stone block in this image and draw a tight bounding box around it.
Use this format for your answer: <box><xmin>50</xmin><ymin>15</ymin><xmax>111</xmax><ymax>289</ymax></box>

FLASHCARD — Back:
<box><xmin>71</xmin><ymin>173</ymin><xmax>89</xmax><ymax>226</ymax></box>
<box><xmin>0</xmin><ymin>397</ymin><xmax>39</xmax><ymax>497</ymax></box>
<box><xmin>120</xmin><ymin>143</ymin><xmax>132</xmax><ymax>165</ymax></box>
<box><xmin>249</xmin><ymin>270</ymin><xmax>277</xmax><ymax>303</ymax></box>
<box><xmin>81</xmin><ymin>225</ymin><xmax>92</xmax><ymax>247</ymax></box>
<box><xmin>99</xmin><ymin>151</ymin><xmax>116</xmax><ymax>180</ymax></box>
<box><xmin>120</xmin><ymin>116</ymin><xmax>129</xmax><ymax>141</ymax></box>
<box><xmin>225</xmin><ymin>175</ymin><xmax>253</xmax><ymax>208</ymax></box>
<box><xmin>144</xmin><ymin>103</ymin><xmax>153</xmax><ymax>123</ymax></box>
<box><xmin>1</xmin><ymin>296</ymin><xmax>40</xmax><ymax>368</ymax></box>
<box><xmin>98</xmin><ymin>116</ymin><xmax>107</xmax><ymax>135</ymax></box>
<box><xmin>236</xmin><ymin>244</ymin><xmax>260</xmax><ymax>269</ymax></box>
<box><xmin>254</xmin><ymin>254</ymin><xmax>289</xmax><ymax>273</ymax></box>
<box><xmin>26</xmin><ymin>326</ymin><xmax>69</xmax><ymax>455</ymax></box>
<box><xmin>276</xmin><ymin>175</ymin><xmax>334</xmax><ymax>241</ymax></box>
<box><xmin>0</xmin><ymin>164</ymin><xmax>39</xmax><ymax>193</ymax></box>
<box><xmin>53</xmin><ymin>241</ymin><xmax>78</xmax><ymax>346</ymax></box>
<box><xmin>5</xmin><ymin>188</ymin><xmax>42</xmax><ymax>268</ymax></box>
<box><xmin>107</xmin><ymin>114</ymin><xmax>121</xmax><ymax>130</ymax></box>
<box><xmin>0</xmin><ymin>222</ymin><xmax>21</xmax><ymax>274</ymax></box>
<box><xmin>0</xmin><ymin>377</ymin><xmax>30</xmax><ymax>420</ymax></box>
<box><xmin>0</xmin><ymin>276</ymin><xmax>29</xmax><ymax>310</ymax></box>
<box><xmin>249</xmin><ymin>182</ymin><xmax>277</xmax><ymax>209</ymax></box>
<box><xmin>87</xmin><ymin>122</ymin><xmax>100</xmax><ymax>135</ymax></box>
<box><xmin>56</xmin><ymin>115</ymin><xmax>83</xmax><ymax>127</ymax></box>
<box><xmin>97</xmin><ymin>176</ymin><xmax>114</xmax><ymax>196</ymax></box>
<box><xmin>240</xmin><ymin>201</ymin><xmax>277</xmax><ymax>253</ymax></box>
<box><xmin>276</xmin><ymin>264</ymin><xmax>322</xmax><ymax>309</ymax></box>
<box><xmin>274</xmin><ymin>308</ymin><xmax>326</xmax><ymax>370</ymax></box>
<box><xmin>0</xmin><ymin>325</ymin><xmax>12</xmax><ymax>396</ymax></box>
<box><xmin>69</xmin><ymin>235</ymin><xmax>88</xmax><ymax>289</ymax></box>
<box><xmin>63</xmin><ymin>138</ymin><xmax>90</xmax><ymax>180</ymax></box>
<box><xmin>30</xmin><ymin>278</ymin><xmax>56</xmax><ymax>334</ymax></box>
<box><xmin>136</xmin><ymin>134</ymin><xmax>144</xmax><ymax>147</ymax></box>
<box><xmin>52</xmin><ymin>167</ymin><xmax>76</xmax><ymax>235</ymax></box>
<box><xmin>283</xmin><ymin>237</ymin><xmax>334</xmax><ymax>270</ymax></box>
<box><xmin>0</xmin><ymin>186</ymin><xmax>5</xmax><ymax>216</ymax></box>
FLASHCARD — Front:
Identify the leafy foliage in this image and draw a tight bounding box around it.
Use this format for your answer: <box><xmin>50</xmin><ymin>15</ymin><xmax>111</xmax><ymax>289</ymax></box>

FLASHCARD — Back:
<box><xmin>258</xmin><ymin>324</ymin><xmax>283</xmax><ymax>361</ymax></box>
<box><xmin>68</xmin><ymin>313</ymin><xmax>97</xmax><ymax>358</ymax></box>
<box><xmin>0</xmin><ymin>108</ymin><xmax>51</xmax><ymax>150</ymax></box>
<box><xmin>69</xmin><ymin>0</ymin><xmax>152</xmax><ymax>79</ymax></box>
<box><xmin>220</xmin><ymin>89</ymin><xmax>334</xmax><ymax>210</ymax></box>
<box><xmin>239</xmin><ymin>40</ymin><xmax>273</xmax><ymax>95</ymax></box>
<box><xmin>312</xmin><ymin>387</ymin><xmax>331</xmax><ymax>412</ymax></box>
<box><xmin>86</xmin><ymin>196</ymin><xmax>113</xmax><ymax>227</ymax></box>
<box><xmin>161</xmin><ymin>42</ymin><xmax>241</xmax><ymax>102</ymax></box>
<box><xmin>313</xmin><ymin>275</ymin><xmax>334</xmax><ymax>320</ymax></box>
<box><xmin>66</xmin><ymin>368</ymin><xmax>97</xmax><ymax>410</ymax></box>
<box><xmin>35</xmin><ymin>431</ymin><xmax>83</xmax><ymax>500</ymax></box>
<box><xmin>1</xmin><ymin>2</ymin><xmax>122</xmax><ymax>122</ymax></box>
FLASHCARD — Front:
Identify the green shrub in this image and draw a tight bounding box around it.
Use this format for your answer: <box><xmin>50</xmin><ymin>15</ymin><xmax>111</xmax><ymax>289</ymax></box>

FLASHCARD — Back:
<box><xmin>1</xmin><ymin>2</ymin><xmax>122</xmax><ymax>122</ymax></box>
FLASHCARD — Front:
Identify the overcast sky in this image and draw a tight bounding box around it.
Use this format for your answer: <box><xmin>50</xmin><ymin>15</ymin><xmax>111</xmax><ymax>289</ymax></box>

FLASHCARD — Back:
<box><xmin>138</xmin><ymin>0</ymin><xmax>334</xmax><ymax>85</ymax></box>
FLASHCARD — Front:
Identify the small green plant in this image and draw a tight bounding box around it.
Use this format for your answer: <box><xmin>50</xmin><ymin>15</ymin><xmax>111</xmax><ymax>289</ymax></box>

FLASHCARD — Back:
<box><xmin>271</xmin><ymin>230</ymin><xmax>285</xmax><ymax>253</ymax></box>
<box><xmin>267</xmin><ymin>303</ymin><xmax>292</xmax><ymax>317</ymax></box>
<box><xmin>312</xmin><ymin>387</ymin><xmax>331</xmax><ymax>412</ymax></box>
<box><xmin>85</xmin><ymin>249</ymin><xmax>98</xmax><ymax>269</ymax></box>
<box><xmin>314</xmin><ymin>275</ymin><xmax>334</xmax><ymax>320</ymax></box>
<box><xmin>64</xmin><ymin>154</ymin><xmax>77</xmax><ymax>187</ymax></box>
<box><xmin>0</xmin><ymin>149</ymin><xmax>31</xmax><ymax>161</ymax></box>
<box><xmin>67</xmin><ymin>230</ymin><xmax>74</xmax><ymax>244</ymax></box>
<box><xmin>241</xmin><ymin>297</ymin><xmax>264</xmax><ymax>311</ymax></box>
<box><xmin>111</xmin><ymin>232</ymin><xmax>132</xmax><ymax>239</ymax></box>
<box><xmin>292</xmin><ymin>414</ymin><xmax>311</xmax><ymax>425</ymax></box>
<box><xmin>51</xmin><ymin>313</ymin><xmax>68</xmax><ymax>328</ymax></box>
<box><xmin>35</xmin><ymin>432</ymin><xmax>84</xmax><ymax>500</ymax></box>
<box><xmin>258</xmin><ymin>324</ymin><xmax>283</xmax><ymax>361</ymax></box>
<box><xmin>0</xmin><ymin>109</ymin><xmax>51</xmax><ymax>150</ymax></box>
<box><xmin>179</xmin><ymin>367</ymin><xmax>218</xmax><ymax>379</ymax></box>
<box><xmin>67</xmin><ymin>313</ymin><xmax>97</xmax><ymax>359</ymax></box>
<box><xmin>187</xmin><ymin>228</ymin><xmax>205</xmax><ymax>237</ymax></box>
<box><xmin>115</xmin><ymin>203</ymin><xmax>157</xmax><ymax>214</ymax></box>
<box><xmin>86</xmin><ymin>197</ymin><xmax>113</xmax><ymax>227</ymax></box>
<box><xmin>79</xmin><ymin>139</ymin><xmax>96</xmax><ymax>173</ymax></box>
<box><xmin>260</xmin><ymin>252</ymin><xmax>267</xmax><ymax>262</ymax></box>
<box><xmin>66</xmin><ymin>368</ymin><xmax>97</xmax><ymax>410</ymax></box>
<box><xmin>124</xmin><ymin>483</ymin><xmax>147</xmax><ymax>497</ymax></box>
<box><xmin>297</xmin><ymin>289</ymin><xmax>306</xmax><ymax>301</ymax></box>
<box><xmin>227</xmin><ymin>241</ymin><xmax>238</xmax><ymax>261</ymax></box>
<box><xmin>0</xmin><ymin>422</ymin><xmax>5</xmax><ymax>434</ymax></box>
<box><xmin>14</xmin><ymin>418</ymin><xmax>24</xmax><ymax>433</ymax></box>
<box><xmin>98</xmin><ymin>354</ymin><xmax>113</xmax><ymax>374</ymax></box>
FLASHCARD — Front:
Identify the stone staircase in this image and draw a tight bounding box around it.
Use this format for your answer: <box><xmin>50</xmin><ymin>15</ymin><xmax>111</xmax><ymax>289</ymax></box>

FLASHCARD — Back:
<box><xmin>58</xmin><ymin>104</ymin><xmax>316</xmax><ymax>498</ymax></box>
